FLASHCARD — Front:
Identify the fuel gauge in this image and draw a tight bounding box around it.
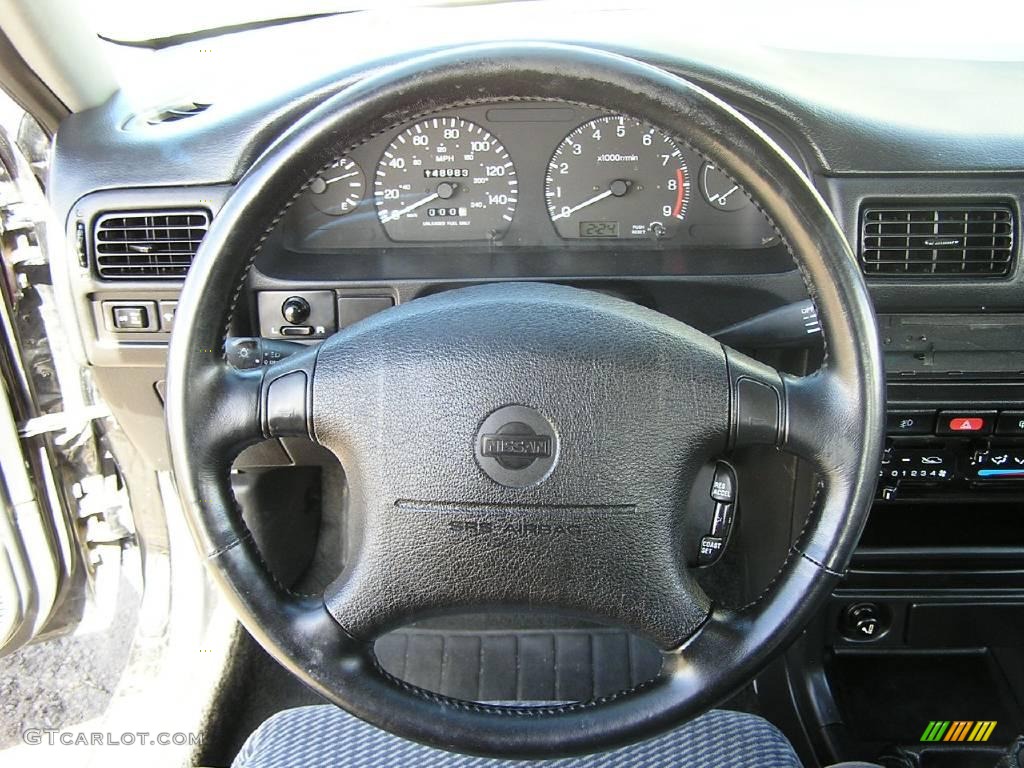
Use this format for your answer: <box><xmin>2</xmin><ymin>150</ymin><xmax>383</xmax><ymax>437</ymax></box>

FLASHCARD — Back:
<box><xmin>308</xmin><ymin>158</ymin><xmax>365</xmax><ymax>216</ymax></box>
<box><xmin>700</xmin><ymin>162</ymin><xmax>751</xmax><ymax>213</ymax></box>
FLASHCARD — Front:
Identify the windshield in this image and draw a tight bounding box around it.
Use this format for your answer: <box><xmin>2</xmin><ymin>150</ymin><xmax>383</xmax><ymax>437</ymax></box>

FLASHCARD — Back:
<box><xmin>89</xmin><ymin>0</ymin><xmax>1024</xmax><ymax>54</ymax></box>
<box><xmin>89</xmin><ymin>0</ymin><xmax>471</xmax><ymax>46</ymax></box>
<box><xmin>82</xmin><ymin>0</ymin><xmax>1024</xmax><ymax>113</ymax></box>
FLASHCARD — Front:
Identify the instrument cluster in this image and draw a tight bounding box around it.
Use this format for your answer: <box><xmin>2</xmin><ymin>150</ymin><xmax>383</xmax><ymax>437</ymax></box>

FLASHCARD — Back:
<box><xmin>279</xmin><ymin>102</ymin><xmax>781</xmax><ymax>254</ymax></box>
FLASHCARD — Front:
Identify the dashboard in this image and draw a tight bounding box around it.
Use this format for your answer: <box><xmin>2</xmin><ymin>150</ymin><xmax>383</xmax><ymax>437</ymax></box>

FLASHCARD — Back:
<box><xmin>48</xmin><ymin>42</ymin><xmax>1024</xmax><ymax>421</ymax></box>
<box><xmin>37</xmin><ymin>22</ymin><xmax>1024</xmax><ymax>767</ymax></box>
<box><xmin>42</xmin><ymin>35</ymin><xmax>1024</xmax><ymax>766</ymax></box>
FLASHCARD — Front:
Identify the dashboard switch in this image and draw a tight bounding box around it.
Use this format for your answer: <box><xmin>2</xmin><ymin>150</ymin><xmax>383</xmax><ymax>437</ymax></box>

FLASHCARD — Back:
<box><xmin>281</xmin><ymin>296</ymin><xmax>312</xmax><ymax>325</ymax></box>
<box><xmin>937</xmin><ymin>411</ymin><xmax>995</xmax><ymax>435</ymax></box>
<box><xmin>103</xmin><ymin>300</ymin><xmax>158</xmax><ymax>332</ymax></box>
<box><xmin>840</xmin><ymin>602</ymin><xmax>888</xmax><ymax>642</ymax></box>
<box><xmin>158</xmin><ymin>300</ymin><xmax>178</xmax><ymax>332</ymax></box>
<box><xmin>113</xmin><ymin>306</ymin><xmax>148</xmax><ymax>330</ymax></box>
<box><xmin>258</xmin><ymin>290</ymin><xmax>336</xmax><ymax>340</ymax></box>
<box><xmin>996</xmin><ymin>411</ymin><xmax>1024</xmax><ymax>436</ymax></box>
<box><xmin>886</xmin><ymin>410</ymin><xmax>935</xmax><ymax>435</ymax></box>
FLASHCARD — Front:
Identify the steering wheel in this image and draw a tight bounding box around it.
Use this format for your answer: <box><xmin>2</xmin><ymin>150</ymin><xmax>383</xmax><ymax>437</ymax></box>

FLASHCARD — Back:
<box><xmin>165</xmin><ymin>43</ymin><xmax>883</xmax><ymax>758</ymax></box>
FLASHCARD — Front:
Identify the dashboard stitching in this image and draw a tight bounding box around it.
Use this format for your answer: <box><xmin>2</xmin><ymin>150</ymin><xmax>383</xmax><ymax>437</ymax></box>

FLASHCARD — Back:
<box><xmin>215</xmin><ymin>94</ymin><xmax>830</xmax><ymax>714</ymax></box>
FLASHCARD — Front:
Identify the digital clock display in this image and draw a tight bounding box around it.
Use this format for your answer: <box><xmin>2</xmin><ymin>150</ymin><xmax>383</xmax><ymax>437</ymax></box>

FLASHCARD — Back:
<box><xmin>579</xmin><ymin>221</ymin><xmax>619</xmax><ymax>238</ymax></box>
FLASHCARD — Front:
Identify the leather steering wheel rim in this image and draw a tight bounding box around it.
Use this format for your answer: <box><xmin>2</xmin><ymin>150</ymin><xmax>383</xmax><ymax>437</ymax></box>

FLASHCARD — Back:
<box><xmin>165</xmin><ymin>42</ymin><xmax>884</xmax><ymax>758</ymax></box>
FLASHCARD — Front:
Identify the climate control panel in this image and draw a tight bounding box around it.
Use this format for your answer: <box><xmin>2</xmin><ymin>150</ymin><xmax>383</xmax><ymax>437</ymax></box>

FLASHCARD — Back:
<box><xmin>879</xmin><ymin>400</ymin><xmax>1024</xmax><ymax>499</ymax></box>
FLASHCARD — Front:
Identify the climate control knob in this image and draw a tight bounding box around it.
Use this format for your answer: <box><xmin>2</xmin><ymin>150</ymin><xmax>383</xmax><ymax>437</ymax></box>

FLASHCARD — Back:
<box><xmin>281</xmin><ymin>296</ymin><xmax>311</xmax><ymax>326</ymax></box>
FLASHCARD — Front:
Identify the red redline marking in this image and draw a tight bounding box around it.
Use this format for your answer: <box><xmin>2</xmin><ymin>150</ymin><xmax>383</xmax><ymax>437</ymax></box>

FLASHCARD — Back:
<box><xmin>672</xmin><ymin>167</ymin><xmax>685</xmax><ymax>218</ymax></box>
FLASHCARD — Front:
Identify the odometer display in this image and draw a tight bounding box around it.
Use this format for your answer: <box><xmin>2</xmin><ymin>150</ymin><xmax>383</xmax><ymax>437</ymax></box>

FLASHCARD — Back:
<box><xmin>374</xmin><ymin>117</ymin><xmax>517</xmax><ymax>241</ymax></box>
<box><xmin>545</xmin><ymin>115</ymin><xmax>689</xmax><ymax>240</ymax></box>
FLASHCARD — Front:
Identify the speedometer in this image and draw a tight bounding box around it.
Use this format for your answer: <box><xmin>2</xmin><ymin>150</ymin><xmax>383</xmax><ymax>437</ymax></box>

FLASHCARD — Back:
<box><xmin>374</xmin><ymin>117</ymin><xmax>518</xmax><ymax>241</ymax></box>
<box><xmin>545</xmin><ymin>115</ymin><xmax>689</xmax><ymax>240</ymax></box>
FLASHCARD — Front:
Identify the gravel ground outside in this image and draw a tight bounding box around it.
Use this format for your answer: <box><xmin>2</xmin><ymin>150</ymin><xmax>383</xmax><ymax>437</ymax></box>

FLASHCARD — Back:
<box><xmin>0</xmin><ymin>577</ymin><xmax>140</xmax><ymax>750</ymax></box>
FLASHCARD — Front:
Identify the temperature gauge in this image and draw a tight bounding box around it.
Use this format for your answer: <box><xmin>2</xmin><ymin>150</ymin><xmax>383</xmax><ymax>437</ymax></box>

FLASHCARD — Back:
<box><xmin>700</xmin><ymin>162</ymin><xmax>751</xmax><ymax>213</ymax></box>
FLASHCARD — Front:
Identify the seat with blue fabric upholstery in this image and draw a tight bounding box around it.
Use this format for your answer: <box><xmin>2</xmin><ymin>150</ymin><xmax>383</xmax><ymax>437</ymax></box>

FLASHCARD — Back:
<box><xmin>233</xmin><ymin>705</ymin><xmax>881</xmax><ymax>768</ymax></box>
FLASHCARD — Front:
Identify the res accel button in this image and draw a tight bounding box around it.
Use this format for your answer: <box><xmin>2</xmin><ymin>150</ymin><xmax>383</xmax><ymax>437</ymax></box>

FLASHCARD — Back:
<box><xmin>710</xmin><ymin>462</ymin><xmax>736</xmax><ymax>503</ymax></box>
<box><xmin>936</xmin><ymin>412</ymin><xmax>995</xmax><ymax>435</ymax></box>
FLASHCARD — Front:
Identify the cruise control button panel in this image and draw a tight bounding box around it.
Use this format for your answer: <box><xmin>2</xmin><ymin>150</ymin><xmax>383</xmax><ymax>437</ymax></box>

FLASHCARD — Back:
<box><xmin>688</xmin><ymin>461</ymin><xmax>738</xmax><ymax>567</ymax></box>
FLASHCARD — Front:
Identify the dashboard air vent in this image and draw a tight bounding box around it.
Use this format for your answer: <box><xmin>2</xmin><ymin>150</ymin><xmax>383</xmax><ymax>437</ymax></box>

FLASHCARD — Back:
<box><xmin>146</xmin><ymin>101</ymin><xmax>211</xmax><ymax>125</ymax></box>
<box><xmin>93</xmin><ymin>210</ymin><xmax>210</xmax><ymax>279</ymax></box>
<box><xmin>860</xmin><ymin>205</ymin><xmax>1015</xmax><ymax>277</ymax></box>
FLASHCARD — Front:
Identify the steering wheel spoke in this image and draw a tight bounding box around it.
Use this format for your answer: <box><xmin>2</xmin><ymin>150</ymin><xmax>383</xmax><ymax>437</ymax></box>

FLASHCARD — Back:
<box><xmin>725</xmin><ymin>347</ymin><xmax>855</xmax><ymax>467</ymax></box>
<box><xmin>191</xmin><ymin>361</ymin><xmax>266</xmax><ymax>462</ymax></box>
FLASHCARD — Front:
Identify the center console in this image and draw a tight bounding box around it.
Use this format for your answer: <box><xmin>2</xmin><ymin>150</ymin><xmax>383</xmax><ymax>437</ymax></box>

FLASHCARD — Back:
<box><xmin>788</xmin><ymin>313</ymin><xmax>1024</xmax><ymax>767</ymax></box>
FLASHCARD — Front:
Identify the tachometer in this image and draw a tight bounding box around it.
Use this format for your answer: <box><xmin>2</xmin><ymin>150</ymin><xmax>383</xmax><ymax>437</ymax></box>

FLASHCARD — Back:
<box><xmin>545</xmin><ymin>115</ymin><xmax>689</xmax><ymax>239</ymax></box>
<box><xmin>374</xmin><ymin>117</ymin><xmax>517</xmax><ymax>241</ymax></box>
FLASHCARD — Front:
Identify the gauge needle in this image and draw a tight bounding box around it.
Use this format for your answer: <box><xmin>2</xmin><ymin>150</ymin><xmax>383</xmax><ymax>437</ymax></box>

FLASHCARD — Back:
<box><xmin>709</xmin><ymin>185</ymin><xmax>739</xmax><ymax>205</ymax></box>
<box><xmin>551</xmin><ymin>189</ymin><xmax>613</xmax><ymax>220</ymax></box>
<box><xmin>324</xmin><ymin>171</ymin><xmax>360</xmax><ymax>185</ymax></box>
<box><xmin>384</xmin><ymin>192</ymin><xmax>439</xmax><ymax>221</ymax></box>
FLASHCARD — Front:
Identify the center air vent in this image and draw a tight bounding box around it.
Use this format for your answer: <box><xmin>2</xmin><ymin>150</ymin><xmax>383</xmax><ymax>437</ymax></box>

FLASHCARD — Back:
<box><xmin>860</xmin><ymin>205</ymin><xmax>1015</xmax><ymax>277</ymax></box>
<box><xmin>93</xmin><ymin>210</ymin><xmax>210</xmax><ymax>279</ymax></box>
<box><xmin>145</xmin><ymin>101</ymin><xmax>211</xmax><ymax>125</ymax></box>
